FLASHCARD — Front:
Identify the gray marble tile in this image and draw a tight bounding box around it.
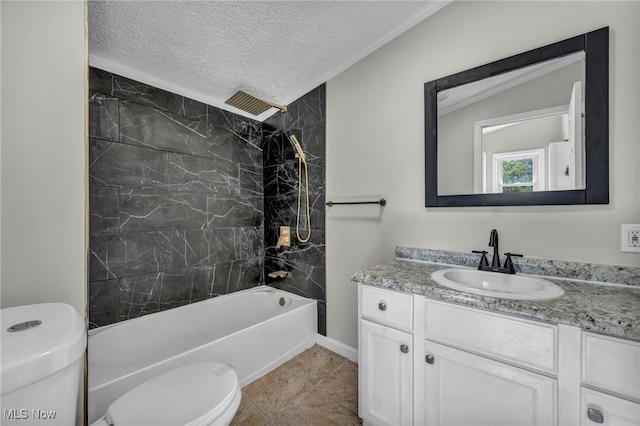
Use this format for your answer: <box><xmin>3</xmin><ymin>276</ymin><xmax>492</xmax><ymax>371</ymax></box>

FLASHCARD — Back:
<box><xmin>89</xmin><ymin>67</ymin><xmax>170</xmax><ymax>111</ymax></box>
<box><xmin>264</xmin><ymin>163</ymin><xmax>298</xmax><ymax>197</ymax></box>
<box><xmin>89</xmin><ymin>139</ymin><xmax>170</xmax><ymax>190</ymax></box>
<box><xmin>192</xmin><ymin>266</ymin><xmax>214</xmax><ymax>302</ymax></box>
<box><xmin>120</xmin><ymin>101</ymin><xmax>208</xmax><ymax>156</ymax></box>
<box><xmin>88</xmin><ymin>279</ymin><xmax>119</xmax><ymax>329</ymax></box>
<box><xmin>208</xmin><ymin>258</ymin><xmax>263</xmax><ymax>296</ymax></box>
<box><xmin>236</xmin><ymin>226</ymin><xmax>264</xmax><ymax>259</ymax></box>
<box><xmin>206</xmin><ymin>129</ymin><xmax>234</xmax><ymax>161</ymax></box>
<box><xmin>119</xmin><ymin>272</ymin><xmax>162</xmax><ymax>320</ymax></box>
<box><xmin>226</xmin><ymin>257</ymin><xmax>263</xmax><ymax>293</ymax></box>
<box><xmin>89</xmin><ymin>232</ymin><xmax>173</xmax><ymax>281</ymax></box>
<box><xmin>168</xmin><ymin>153</ymin><xmax>239</xmax><ymax>195</ymax></box>
<box><xmin>207</xmin><ymin>194</ymin><xmax>263</xmax><ymax>228</ymax></box>
<box><xmin>119</xmin><ymin>189</ymin><xmax>207</xmax><ymax>232</ymax></box>
<box><xmin>158</xmin><ymin>269</ymin><xmax>194</xmax><ymax>310</ymax></box>
<box><xmin>89</xmin><ymin>91</ymin><xmax>119</xmax><ymax>142</ymax></box>
<box><xmin>90</xmin><ymin>186</ymin><xmax>120</xmax><ymax>234</ymax></box>
<box><xmin>240</xmin><ymin>165</ymin><xmax>263</xmax><ymax>197</ymax></box>
<box><xmin>211</xmin><ymin>262</ymin><xmax>233</xmax><ymax>296</ymax></box>
<box><xmin>208</xmin><ymin>107</ymin><xmax>263</xmax><ymax>148</ymax></box>
<box><xmin>167</xmin><ymin>94</ymin><xmax>207</xmax><ymax>122</ymax></box>
<box><xmin>230</xmin><ymin>136</ymin><xmax>263</xmax><ymax>167</ymax></box>
<box><xmin>166</xmin><ymin>228</ymin><xmax>236</xmax><ymax>269</ymax></box>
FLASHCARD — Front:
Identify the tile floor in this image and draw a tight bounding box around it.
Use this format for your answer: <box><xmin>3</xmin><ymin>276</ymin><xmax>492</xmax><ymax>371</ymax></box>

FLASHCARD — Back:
<box><xmin>230</xmin><ymin>344</ymin><xmax>361</xmax><ymax>426</ymax></box>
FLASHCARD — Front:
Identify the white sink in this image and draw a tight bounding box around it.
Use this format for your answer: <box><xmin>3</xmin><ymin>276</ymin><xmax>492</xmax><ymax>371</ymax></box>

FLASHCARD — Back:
<box><xmin>430</xmin><ymin>268</ymin><xmax>565</xmax><ymax>300</ymax></box>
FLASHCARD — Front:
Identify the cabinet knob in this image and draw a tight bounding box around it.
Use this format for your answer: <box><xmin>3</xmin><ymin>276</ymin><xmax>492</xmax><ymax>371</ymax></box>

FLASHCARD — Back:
<box><xmin>400</xmin><ymin>344</ymin><xmax>409</xmax><ymax>353</ymax></box>
<box><xmin>378</xmin><ymin>302</ymin><xmax>387</xmax><ymax>311</ymax></box>
<box><xmin>587</xmin><ymin>407</ymin><xmax>604</xmax><ymax>424</ymax></box>
<box><xmin>425</xmin><ymin>354</ymin><xmax>435</xmax><ymax>364</ymax></box>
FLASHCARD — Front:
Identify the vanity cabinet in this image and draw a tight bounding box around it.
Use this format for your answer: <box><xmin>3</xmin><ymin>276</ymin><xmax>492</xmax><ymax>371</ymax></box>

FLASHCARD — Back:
<box><xmin>358</xmin><ymin>286</ymin><xmax>414</xmax><ymax>426</ymax></box>
<box><xmin>360</xmin><ymin>319</ymin><xmax>413</xmax><ymax>425</ymax></box>
<box><xmin>423</xmin><ymin>340</ymin><xmax>556</xmax><ymax>425</ymax></box>
<box><xmin>357</xmin><ymin>283</ymin><xmax>640</xmax><ymax>426</ymax></box>
<box><xmin>580</xmin><ymin>333</ymin><xmax>640</xmax><ymax>425</ymax></box>
<box><xmin>422</xmin><ymin>299</ymin><xmax>558</xmax><ymax>426</ymax></box>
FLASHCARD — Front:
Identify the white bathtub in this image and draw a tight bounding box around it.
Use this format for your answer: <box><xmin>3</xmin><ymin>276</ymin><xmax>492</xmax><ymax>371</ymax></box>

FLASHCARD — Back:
<box><xmin>88</xmin><ymin>286</ymin><xmax>317</xmax><ymax>423</ymax></box>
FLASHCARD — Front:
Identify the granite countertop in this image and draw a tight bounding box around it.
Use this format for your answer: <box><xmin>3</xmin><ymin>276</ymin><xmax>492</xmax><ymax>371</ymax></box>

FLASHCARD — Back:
<box><xmin>352</xmin><ymin>258</ymin><xmax>640</xmax><ymax>342</ymax></box>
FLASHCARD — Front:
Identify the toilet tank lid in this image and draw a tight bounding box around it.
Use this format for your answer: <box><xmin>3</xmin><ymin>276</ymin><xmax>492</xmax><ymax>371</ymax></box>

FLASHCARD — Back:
<box><xmin>107</xmin><ymin>362</ymin><xmax>239</xmax><ymax>426</ymax></box>
<box><xmin>1</xmin><ymin>303</ymin><xmax>86</xmax><ymax>395</ymax></box>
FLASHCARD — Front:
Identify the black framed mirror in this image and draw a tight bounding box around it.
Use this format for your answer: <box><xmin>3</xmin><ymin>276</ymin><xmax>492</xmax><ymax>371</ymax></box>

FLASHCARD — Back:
<box><xmin>425</xmin><ymin>27</ymin><xmax>608</xmax><ymax>207</ymax></box>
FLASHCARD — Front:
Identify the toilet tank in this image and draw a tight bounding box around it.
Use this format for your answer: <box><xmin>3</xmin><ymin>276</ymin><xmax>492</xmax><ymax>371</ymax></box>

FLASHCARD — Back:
<box><xmin>1</xmin><ymin>303</ymin><xmax>86</xmax><ymax>425</ymax></box>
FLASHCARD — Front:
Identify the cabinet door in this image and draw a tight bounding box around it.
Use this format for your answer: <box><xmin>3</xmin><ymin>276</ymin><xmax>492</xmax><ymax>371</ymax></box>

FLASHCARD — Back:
<box><xmin>360</xmin><ymin>319</ymin><xmax>413</xmax><ymax>426</ymax></box>
<box><xmin>581</xmin><ymin>388</ymin><xmax>640</xmax><ymax>425</ymax></box>
<box><xmin>424</xmin><ymin>340</ymin><xmax>557</xmax><ymax>426</ymax></box>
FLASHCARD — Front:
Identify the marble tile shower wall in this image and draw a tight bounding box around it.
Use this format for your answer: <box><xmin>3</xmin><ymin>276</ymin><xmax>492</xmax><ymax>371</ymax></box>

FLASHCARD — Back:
<box><xmin>88</xmin><ymin>68</ymin><xmax>264</xmax><ymax>328</ymax></box>
<box><xmin>261</xmin><ymin>85</ymin><xmax>327</xmax><ymax>335</ymax></box>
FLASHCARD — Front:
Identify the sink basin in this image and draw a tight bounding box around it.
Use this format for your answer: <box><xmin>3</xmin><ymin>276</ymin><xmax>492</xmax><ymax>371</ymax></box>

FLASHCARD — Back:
<box><xmin>430</xmin><ymin>268</ymin><xmax>564</xmax><ymax>300</ymax></box>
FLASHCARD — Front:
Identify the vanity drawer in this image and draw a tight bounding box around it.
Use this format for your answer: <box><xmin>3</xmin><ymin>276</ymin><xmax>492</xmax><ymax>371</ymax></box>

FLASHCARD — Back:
<box><xmin>361</xmin><ymin>286</ymin><xmax>413</xmax><ymax>330</ymax></box>
<box><xmin>425</xmin><ymin>300</ymin><xmax>558</xmax><ymax>373</ymax></box>
<box><xmin>582</xmin><ymin>332</ymin><xmax>640</xmax><ymax>401</ymax></box>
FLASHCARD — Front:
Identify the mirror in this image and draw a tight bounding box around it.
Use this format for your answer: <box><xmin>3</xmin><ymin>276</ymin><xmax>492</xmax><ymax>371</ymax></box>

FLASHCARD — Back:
<box><xmin>425</xmin><ymin>28</ymin><xmax>609</xmax><ymax>207</ymax></box>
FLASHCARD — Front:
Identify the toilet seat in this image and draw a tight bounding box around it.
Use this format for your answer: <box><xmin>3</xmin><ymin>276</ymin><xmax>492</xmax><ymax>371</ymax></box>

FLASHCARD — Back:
<box><xmin>102</xmin><ymin>362</ymin><xmax>240</xmax><ymax>426</ymax></box>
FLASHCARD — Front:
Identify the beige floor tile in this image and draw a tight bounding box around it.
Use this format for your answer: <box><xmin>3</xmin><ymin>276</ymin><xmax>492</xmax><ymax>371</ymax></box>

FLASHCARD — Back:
<box><xmin>242</xmin><ymin>367</ymin><xmax>312</xmax><ymax>418</ymax></box>
<box><xmin>314</xmin><ymin>360</ymin><xmax>358</xmax><ymax>414</ymax></box>
<box><xmin>233</xmin><ymin>345</ymin><xmax>362</xmax><ymax>425</ymax></box>
<box><xmin>285</xmin><ymin>344</ymin><xmax>349</xmax><ymax>385</ymax></box>
<box><xmin>230</xmin><ymin>398</ymin><xmax>271</xmax><ymax>426</ymax></box>
<box><xmin>269</xmin><ymin>389</ymin><xmax>362</xmax><ymax>426</ymax></box>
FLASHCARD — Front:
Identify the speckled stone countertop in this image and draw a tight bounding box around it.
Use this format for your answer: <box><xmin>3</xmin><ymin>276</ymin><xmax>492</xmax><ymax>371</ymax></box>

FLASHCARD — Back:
<box><xmin>352</xmin><ymin>248</ymin><xmax>640</xmax><ymax>342</ymax></box>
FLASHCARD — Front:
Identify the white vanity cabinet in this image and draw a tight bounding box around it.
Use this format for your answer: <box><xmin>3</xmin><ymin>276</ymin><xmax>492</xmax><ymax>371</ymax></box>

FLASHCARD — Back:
<box><xmin>357</xmin><ymin>283</ymin><xmax>640</xmax><ymax>426</ymax></box>
<box><xmin>422</xmin><ymin>300</ymin><xmax>558</xmax><ymax>426</ymax></box>
<box><xmin>358</xmin><ymin>285</ymin><xmax>414</xmax><ymax>426</ymax></box>
<box><xmin>580</xmin><ymin>333</ymin><xmax>640</xmax><ymax>425</ymax></box>
<box><xmin>423</xmin><ymin>340</ymin><xmax>557</xmax><ymax>425</ymax></box>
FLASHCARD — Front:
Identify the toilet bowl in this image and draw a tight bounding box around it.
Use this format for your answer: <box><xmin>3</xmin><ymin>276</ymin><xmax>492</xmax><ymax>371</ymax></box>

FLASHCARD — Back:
<box><xmin>90</xmin><ymin>362</ymin><xmax>241</xmax><ymax>426</ymax></box>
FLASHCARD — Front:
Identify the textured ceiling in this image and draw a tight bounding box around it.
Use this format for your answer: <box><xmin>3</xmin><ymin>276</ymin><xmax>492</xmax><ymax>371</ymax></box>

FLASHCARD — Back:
<box><xmin>89</xmin><ymin>1</ymin><xmax>449</xmax><ymax>121</ymax></box>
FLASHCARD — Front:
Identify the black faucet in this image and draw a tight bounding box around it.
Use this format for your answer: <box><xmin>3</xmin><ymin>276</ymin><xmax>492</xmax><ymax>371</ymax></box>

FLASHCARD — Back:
<box><xmin>472</xmin><ymin>229</ymin><xmax>523</xmax><ymax>274</ymax></box>
<box><xmin>489</xmin><ymin>229</ymin><xmax>500</xmax><ymax>268</ymax></box>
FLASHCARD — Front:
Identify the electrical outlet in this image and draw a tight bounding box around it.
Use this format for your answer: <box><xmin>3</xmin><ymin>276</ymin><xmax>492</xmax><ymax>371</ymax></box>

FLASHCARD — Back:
<box><xmin>621</xmin><ymin>224</ymin><xmax>640</xmax><ymax>253</ymax></box>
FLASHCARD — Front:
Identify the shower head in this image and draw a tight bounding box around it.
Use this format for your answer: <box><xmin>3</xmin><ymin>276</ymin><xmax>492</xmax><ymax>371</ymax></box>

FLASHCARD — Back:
<box><xmin>288</xmin><ymin>135</ymin><xmax>306</xmax><ymax>161</ymax></box>
<box><xmin>225</xmin><ymin>90</ymin><xmax>287</xmax><ymax>116</ymax></box>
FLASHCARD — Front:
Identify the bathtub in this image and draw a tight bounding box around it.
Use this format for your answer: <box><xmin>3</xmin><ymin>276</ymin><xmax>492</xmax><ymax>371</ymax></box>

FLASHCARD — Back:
<box><xmin>87</xmin><ymin>286</ymin><xmax>317</xmax><ymax>423</ymax></box>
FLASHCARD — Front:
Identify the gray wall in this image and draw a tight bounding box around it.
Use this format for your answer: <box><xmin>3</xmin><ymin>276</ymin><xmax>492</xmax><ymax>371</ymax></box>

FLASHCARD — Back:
<box><xmin>1</xmin><ymin>1</ymin><xmax>86</xmax><ymax>313</ymax></box>
<box><xmin>327</xmin><ymin>1</ymin><xmax>640</xmax><ymax>349</ymax></box>
<box><xmin>88</xmin><ymin>68</ymin><xmax>264</xmax><ymax>328</ymax></box>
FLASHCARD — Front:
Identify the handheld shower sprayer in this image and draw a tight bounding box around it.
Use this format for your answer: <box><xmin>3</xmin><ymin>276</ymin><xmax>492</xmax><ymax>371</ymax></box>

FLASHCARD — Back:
<box><xmin>289</xmin><ymin>135</ymin><xmax>306</xmax><ymax>162</ymax></box>
<box><xmin>287</xmin><ymin>134</ymin><xmax>311</xmax><ymax>244</ymax></box>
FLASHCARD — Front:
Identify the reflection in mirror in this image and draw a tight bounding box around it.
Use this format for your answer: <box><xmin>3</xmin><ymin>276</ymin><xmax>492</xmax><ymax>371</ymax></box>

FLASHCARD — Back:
<box><xmin>438</xmin><ymin>52</ymin><xmax>585</xmax><ymax>195</ymax></box>
<box><xmin>425</xmin><ymin>27</ymin><xmax>609</xmax><ymax>207</ymax></box>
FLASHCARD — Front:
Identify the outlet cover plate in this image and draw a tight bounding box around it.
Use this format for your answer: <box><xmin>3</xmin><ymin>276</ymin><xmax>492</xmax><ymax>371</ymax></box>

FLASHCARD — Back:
<box><xmin>621</xmin><ymin>224</ymin><xmax>640</xmax><ymax>253</ymax></box>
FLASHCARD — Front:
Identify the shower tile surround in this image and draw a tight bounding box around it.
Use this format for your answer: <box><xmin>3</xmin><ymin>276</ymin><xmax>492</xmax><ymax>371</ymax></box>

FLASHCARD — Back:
<box><xmin>354</xmin><ymin>247</ymin><xmax>640</xmax><ymax>340</ymax></box>
<box><xmin>88</xmin><ymin>68</ymin><xmax>326</xmax><ymax>331</ymax></box>
<box><xmin>262</xmin><ymin>86</ymin><xmax>327</xmax><ymax>335</ymax></box>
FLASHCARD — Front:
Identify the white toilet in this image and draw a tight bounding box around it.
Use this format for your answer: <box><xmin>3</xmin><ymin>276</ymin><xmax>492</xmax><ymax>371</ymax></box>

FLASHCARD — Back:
<box><xmin>1</xmin><ymin>303</ymin><xmax>86</xmax><ymax>426</ymax></box>
<box><xmin>90</xmin><ymin>362</ymin><xmax>241</xmax><ymax>426</ymax></box>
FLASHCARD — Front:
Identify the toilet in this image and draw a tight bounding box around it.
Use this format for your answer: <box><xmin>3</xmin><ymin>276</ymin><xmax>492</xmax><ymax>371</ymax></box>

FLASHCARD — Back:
<box><xmin>90</xmin><ymin>362</ymin><xmax>241</xmax><ymax>426</ymax></box>
<box><xmin>1</xmin><ymin>303</ymin><xmax>86</xmax><ymax>426</ymax></box>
